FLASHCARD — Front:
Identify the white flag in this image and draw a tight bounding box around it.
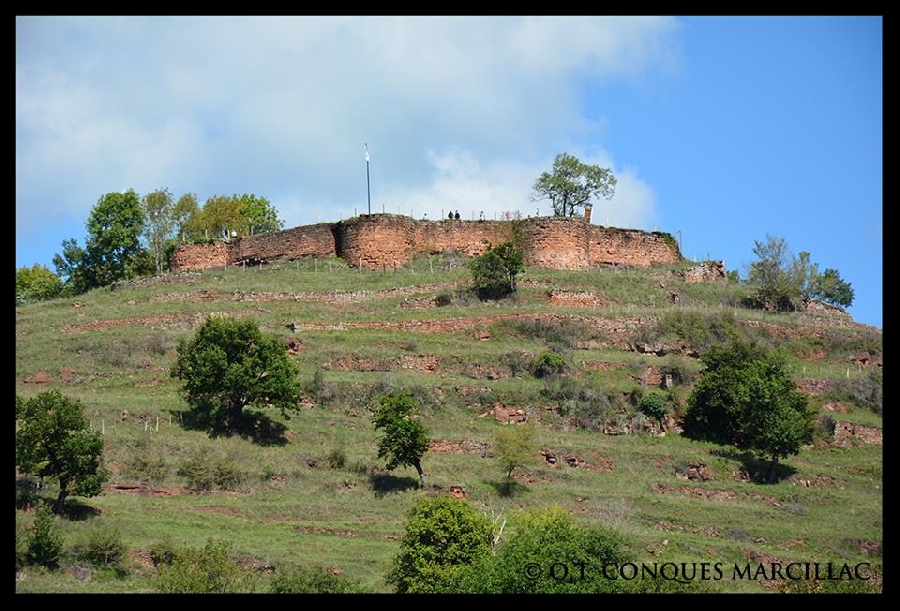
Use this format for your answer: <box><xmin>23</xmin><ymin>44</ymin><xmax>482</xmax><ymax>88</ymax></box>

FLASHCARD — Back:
<box><xmin>364</xmin><ymin>144</ymin><xmax>370</xmax><ymax>162</ymax></box>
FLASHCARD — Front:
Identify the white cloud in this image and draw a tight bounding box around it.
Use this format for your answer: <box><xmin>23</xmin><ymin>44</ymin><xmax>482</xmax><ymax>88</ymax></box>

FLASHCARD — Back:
<box><xmin>16</xmin><ymin>16</ymin><xmax>679</xmax><ymax>240</ymax></box>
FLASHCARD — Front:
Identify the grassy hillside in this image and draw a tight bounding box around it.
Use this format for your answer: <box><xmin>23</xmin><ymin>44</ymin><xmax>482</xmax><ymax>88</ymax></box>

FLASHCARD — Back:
<box><xmin>15</xmin><ymin>256</ymin><xmax>883</xmax><ymax>593</ymax></box>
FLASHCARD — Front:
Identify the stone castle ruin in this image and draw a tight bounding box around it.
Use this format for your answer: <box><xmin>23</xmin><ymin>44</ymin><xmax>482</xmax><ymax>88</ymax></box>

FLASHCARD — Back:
<box><xmin>170</xmin><ymin>214</ymin><xmax>683</xmax><ymax>272</ymax></box>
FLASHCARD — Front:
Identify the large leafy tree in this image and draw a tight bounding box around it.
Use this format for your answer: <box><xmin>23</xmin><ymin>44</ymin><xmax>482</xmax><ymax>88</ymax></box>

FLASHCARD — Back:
<box><xmin>16</xmin><ymin>263</ymin><xmax>65</xmax><ymax>304</ymax></box>
<box><xmin>16</xmin><ymin>391</ymin><xmax>109</xmax><ymax>514</ymax></box>
<box><xmin>143</xmin><ymin>188</ymin><xmax>175</xmax><ymax>274</ymax></box>
<box><xmin>469</xmin><ymin>241</ymin><xmax>525</xmax><ymax>300</ymax></box>
<box><xmin>200</xmin><ymin>195</ymin><xmax>244</xmax><ymax>240</ymax></box>
<box><xmin>747</xmin><ymin>234</ymin><xmax>854</xmax><ymax>312</ymax></box>
<box><xmin>173</xmin><ymin>193</ymin><xmax>201</xmax><ymax>243</ymax></box>
<box><xmin>531</xmin><ymin>152</ymin><xmax>617</xmax><ymax>218</ymax></box>
<box><xmin>682</xmin><ymin>340</ymin><xmax>816</xmax><ymax>482</ymax></box>
<box><xmin>812</xmin><ymin>268</ymin><xmax>855</xmax><ymax>308</ymax></box>
<box><xmin>386</xmin><ymin>495</ymin><xmax>493</xmax><ymax>593</ymax></box>
<box><xmin>53</xmin><ymin>189</ymin><xmax>149</xmax><ymax>293</ymax></box>
<box><xmin>170</xmin><ymin>316</ymin><xmax>303</xmax><ymax>436</ymax></box>
<box><xmin>372</xmin><ymin>392</ymin><xmax>430</xmax><ymax>488</ymax></box>
<box><xmin>238</xmin><ymin>193</ymin><xmax>284</xmax><ymax>236</ymax></box>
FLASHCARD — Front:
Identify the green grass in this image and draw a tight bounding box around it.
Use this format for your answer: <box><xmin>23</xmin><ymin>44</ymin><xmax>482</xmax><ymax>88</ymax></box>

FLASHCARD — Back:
<box><xmin>15</xmin><ymin>263</ymin><xmax>882</xmax><ymax>593</ymax></box>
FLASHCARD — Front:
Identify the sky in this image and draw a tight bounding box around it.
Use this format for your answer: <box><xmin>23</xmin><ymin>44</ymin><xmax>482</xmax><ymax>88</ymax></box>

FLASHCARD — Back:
<box><xmin>15</xmin><ymin>16</ymin><xmax>882</xmax><ymax>328</ymax></box>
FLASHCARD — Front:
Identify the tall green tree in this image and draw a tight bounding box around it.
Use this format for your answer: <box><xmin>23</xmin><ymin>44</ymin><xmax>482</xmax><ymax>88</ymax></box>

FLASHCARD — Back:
<box><xmin>746</xmin><ymin>234</ymin><xmax>853</xmax><ymax>312</ymax></box>
<box><xmin>238</xmin><ymin>193</ymin><xmax>284</xmax><ymax>236</ymax></box>
<box><xmin>386</xmin><ymin>496</ymin><xmax>493</xmax><ymax>593</ymax></box>
<box><xmin>372</xmin><ymin>392</ymin><xmax>430</xmax><ymax>488</ymax></box>
<box><xmin>531</xmin><ymin>152</ymin><xmax>617</xmax><ymax>218</ymax></box>
<box><xmin>173</xmin><ymin>193</ymin><xmax>201</xmax><ymax>243</ymax></box>
<box><xmin>200</xmin><ymin>195</ymin><xmax>244</xmax><ymax>240</ymax></box>
<box><xmin>493</xmin><ymin>421</ymin><xmax>537</xmax><ymax>479</ymax></box>
<box><xmin>170</xmin><ymin>316</ymin><xmax>303</xmax><ymax>436</ymax></box>
<box><xmin>812</xmin><ymin>268</ymin><xmax>855</xmax><ymax>308</ymax></box>
<box><xmin>16</xmin><ymin>391</ymin><xmax>109</xmax><ymax>514</ymax></box>
<box><xmin>16</xmin><ymin>264</ymin><xmax>65</xmax><ymax>304</ymax></box>
<box><xmin>143</xmin><ymin>188</ymin><xmax>176</xmax><ymax>274</ymax></box>
<box><xmin>469</xmin><ymin>241</ymin><xmax>525</xmax><ymax>299</ymax></box>
<box><xmin>53</xmin><ymin>189</ymin><xmax>149</xmax><ymax>293</ymax></box>
<box><xmin>682</xmin><ymin>340</ymin><xmax>816</xmax><ymax>482</ymax></box>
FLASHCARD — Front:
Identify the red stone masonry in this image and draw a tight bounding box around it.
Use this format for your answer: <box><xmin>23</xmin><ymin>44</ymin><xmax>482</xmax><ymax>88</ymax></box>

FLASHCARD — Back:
<box><xmin>170</xmin><ymin>215</ymin><xmax>681</xmax><ymax>272</ymax></box>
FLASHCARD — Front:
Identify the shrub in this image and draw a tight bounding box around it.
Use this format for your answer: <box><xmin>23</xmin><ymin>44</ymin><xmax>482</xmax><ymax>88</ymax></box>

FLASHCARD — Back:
<box><xmin>533</xmin><ymin>351</ymin><xmax>568</xmax><ymax>379</ymax></box>
<box><xmin>27</xmin><ymin>507</ymin><xmax>64</xmax><ymax>569</ymax></box>
<box><xmin>327</xmin><ymin>448</ymin><xmax>347</xmax><ymax>470</ymax></box>
<box><xmin>177</xmin><ymin>447</ymin><xmax>243</xmax><ymax>491</ymax></box>
<box><xmin>386</xmin><ymin>496</ymin><xmax>493</xmax><ymax>593</ymax></box>
<box><xmin>152</xmin><ymin>538</ymin><xmax>248</xmax><ymax>594</ymax></box>
<box><xmin>72</xmin><ymin>523</ymin><xmax>126</xmax><ymax>568</ymax></box>
<box><xmin>270</xmin><ymin>566</ymin><xmax>368</xmax><ymax>593</ymax></box>
<box><xmin>638</xmin><ymin>389</ymin><xmax>671</xmax><ymax>427</ymax></box>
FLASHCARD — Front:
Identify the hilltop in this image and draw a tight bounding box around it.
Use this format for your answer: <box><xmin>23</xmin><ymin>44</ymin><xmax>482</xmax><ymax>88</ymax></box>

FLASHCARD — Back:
<box><xmin>15</xmin><ymin>254</ymin><xmax>882</xmax><ymax>593</ymax></box>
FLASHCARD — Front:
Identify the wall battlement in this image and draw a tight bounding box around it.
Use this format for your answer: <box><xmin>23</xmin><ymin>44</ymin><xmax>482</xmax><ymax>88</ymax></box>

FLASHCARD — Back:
<box><xmin>170</xmin><ymin>214</ymin><xmax>681</xmax><ymax>272</ymax></box>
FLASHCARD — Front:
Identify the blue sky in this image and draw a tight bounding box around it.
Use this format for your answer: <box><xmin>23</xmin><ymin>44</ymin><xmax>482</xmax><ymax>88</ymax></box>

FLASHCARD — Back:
<box><xmin>16</xmin><ymin>16</ymin><xmax>882</xmax><ymax>328</ymax></box>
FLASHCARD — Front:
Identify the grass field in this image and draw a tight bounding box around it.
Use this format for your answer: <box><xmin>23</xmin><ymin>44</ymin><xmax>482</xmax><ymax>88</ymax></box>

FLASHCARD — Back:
<box><xmin>15</xmin><ymin>259</ymin><xmax>882</xmax><ymax>593</ymax></box>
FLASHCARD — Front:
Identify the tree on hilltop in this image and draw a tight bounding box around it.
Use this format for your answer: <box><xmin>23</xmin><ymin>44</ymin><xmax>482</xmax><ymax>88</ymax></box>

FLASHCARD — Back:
<box><xmin>531</xmin><ymin>153</ymin><xmax>617</xmax><ymax>218</ymax></box>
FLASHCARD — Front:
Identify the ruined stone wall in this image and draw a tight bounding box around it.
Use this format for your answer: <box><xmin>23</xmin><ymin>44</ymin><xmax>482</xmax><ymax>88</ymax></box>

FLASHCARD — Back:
<box><xmin>414</xmin><ymin>219</ymin><xmax>513</xmax><ymax>258</ymax></box>
<box><xmin>519</xmin><ymin>218</ymin><xmax>591</xmax><ymax>269</ymax></box>
<box><xmin>171</xmin><ymin>215</ymin><xmax>682</xmax><ymax>272</ymax></box>
<box><xmin>169</xmin><ymin>241</ymin><xmax>237</xmax><ymax>271</ymax></box>
<box><xmin>237</xmin><ymin>223</ymin><xmax>336</xmax><ymax>263</ymax></box>
<box><xmin>587</xmin><ymin>226</ymin><xmax>680</xmax><ymax>268</ymax></box>
<box><xmin>337</xmin><ymin>215</ymin><xmax>419</xmax><ymax>269</ymax></box>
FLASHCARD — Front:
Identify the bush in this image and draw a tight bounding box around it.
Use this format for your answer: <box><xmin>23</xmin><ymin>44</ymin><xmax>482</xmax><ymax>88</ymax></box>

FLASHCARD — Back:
<box><xmin>327</xmin><ymin>448</ymin><xmax>347</xmax><ymax>470</ymax></box>
<box><xmin>270</xmin><ymin>566</ymin><xmax>368</xmax><ymax>593</ymax></box>
<box><xmin>149</xmin><ymin>536</ymin><xmax>179</xmax><ymax>567</ymax></box>
<box><xmin>533</xmin><ymin>351</ymin><xmax>568</xmax><ymax>379</ymax></box>
<box><xmin>386</xmin><ymin>495</ymin><xmax>493</xmax><ymax>593</ymax></box>
<box><xmin>152</xmin><ymin>538</ymin><xmax>249</xmax><ymax>593</ymax></box>
<box><xmin>448</xmin><ymin>506</ymin><xmax>632</xmax><ymax>594</ymax></box>
<box><xmin>468</xmin><ymin>241</ymin><xmax>524</xmax><ymax>300</ymax></box>
<box><xmin>638</xmin><ymin>389</ymin><xmax>671</xmax><ymax>426</ymax></box>
<box><xmin>27</xmin><ymin>507</ymin><xmax>64</xmax><ymax>569</ymax></box>
<box><xmin>177</xmin><ymin>447</ymin><xmax>243</xmax><ymax>491</ymax></box>
<box><xmin>124</xmin><ymin>439</ymin><xmax>170</xmax><ymax>486</ymax></box>
<box><xmin>71</xmin><ymin>523</ymin><xmax>126</xmax><ymax>568</ymax></box>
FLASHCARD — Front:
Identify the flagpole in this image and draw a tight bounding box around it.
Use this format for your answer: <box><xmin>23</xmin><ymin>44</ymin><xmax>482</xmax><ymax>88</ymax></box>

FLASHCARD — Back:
<box><xmin>365</xmin><ymin>143</ymin><xmax>371</xmax><ymax>215</ymax></box>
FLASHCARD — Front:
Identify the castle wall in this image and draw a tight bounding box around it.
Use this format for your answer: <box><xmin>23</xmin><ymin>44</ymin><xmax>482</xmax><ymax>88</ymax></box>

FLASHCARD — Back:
<box><xmin>169</xmin><ymin>241</ymin><xmax>237</xmax><ymax>270</ymax></box>
<box><xmin>170</xmin><ymin>215</ymin><xmax>682</xmax><ymax>272</ymax></box>
<box><xmin>587</xmin><ymin>226</ymin><xmax>680</xmax><ymax>268</ymax></box>
<box><xmin>237</xmin><ymin>223</ymin><xmax>336</xmax><ymax>263</ymax></box>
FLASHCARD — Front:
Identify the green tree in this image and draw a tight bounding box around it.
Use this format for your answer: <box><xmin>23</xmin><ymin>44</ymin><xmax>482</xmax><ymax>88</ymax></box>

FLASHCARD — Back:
<box><xmin>16</xmin><ymin>391</ymin><xmax>109</xmax><ymax>514</ymax></box>
<box><xmin>746</xmin><ymin>234</ymin><xmax>799</xmax><ymax>312</ymax></box>
<box><xmin>493</xmin><ymin>421</ymin><xmax>537</xmax><ymax>479</ymax></box>
<box><xmin>531</xmin><ymin>152</ymin><xmax>617</xmax><ymax>218</ymax></box>
<box><xmin>372</xmin><ymin>392</ymin><xmax>430</xmax><ymax>488</ymax></box>
<box><xmin>812</xmin><ymin>268</ymin><xmax>855</xmax><ymax>308</ymax></box>
<box><xmin>386</xmin><ymin>495</ymin><xmax>493</xmax><ymax>593</ymax></box>
<box><xmin>682</xmin><ymin>341</ymin><xmax>816</xmax><ymax>482</ymax></box>
<box><xmin>16</xmin><ymin>263</ymin><xmax>65</xmax><ymax>304</ymax></box>
<box><xmin>238</xmin><ymin>193</ymin><xmax>284</xmax><ymax>236</ymax></box>
<box><xmin>53</xmin><ymin>190</ymin><xmax>149</xmax><ymax>293</ymax></box>
<box><xmin>173</xmin><ymin>193</ymin><xmax>201</xmax><ymax>242</ymax></box>
<box><xmin>170</xmin><ymin>316</ymin><xmax>303</xmax><ymax>436</ymax></box>
<box><xmin>469</xmin><ymin>241</ymin><xmax>525</xmax><ymax>299</ymax></box>
<box><xmin>199</xmin><ymin>195</ymin><xmax>244</xmax><ymax>239</ymax></box>
<box><xmin>143</xmin><ymin>188</ymin><xmax>175</xmax><ymax>274</ymax></box>
<box><xmin>449</xmin><ymin>506</ymin><xmax>632</xmax><ymax>593</ymax></box>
